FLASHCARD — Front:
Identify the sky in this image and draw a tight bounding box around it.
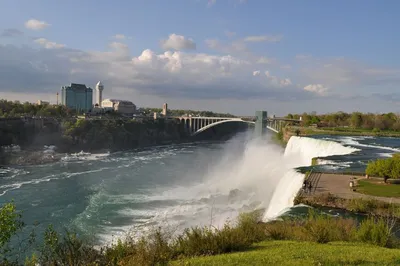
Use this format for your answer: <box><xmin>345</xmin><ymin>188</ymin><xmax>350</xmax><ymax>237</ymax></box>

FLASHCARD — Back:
<box><xmin>0</xmin><ymin>0</ymin><xmax>399</xmax><ymax>115</ymax></box>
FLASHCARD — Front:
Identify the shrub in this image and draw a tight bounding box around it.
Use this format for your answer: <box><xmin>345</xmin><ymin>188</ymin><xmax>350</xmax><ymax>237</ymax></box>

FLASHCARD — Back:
<box><xmin>38</xmin><ymin>226</ymin><xmax>105</xmax><ymax>266</ymax></box>
<box><xmin>119</xmin><ymin>228</ymin><xmax>173</xmax><ymax>266</ymax></box>
<box><xmin>356</xmin><ymin>217</ymin><xmax>395</xmax><ymax>247</ymax></box>
<box><xmin>265</xmin><ymin>220</ymin><xmax>296</xmax><ymax>240</ymax></box>
<box><xmin>302</xmin><ymin>210</ymin><xmax>356</xmax><ymax>243</ymax></box>
<box><xmin>0</xmin><ymin>202</ymin><xmax>25</xmax><ymax>264</ymax></box>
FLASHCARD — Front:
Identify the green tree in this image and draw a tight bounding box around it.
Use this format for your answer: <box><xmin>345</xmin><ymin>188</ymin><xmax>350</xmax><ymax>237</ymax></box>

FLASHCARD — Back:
<box><xmin>350</xmin><ymin>112</ymin><xmax>363</xmax><ymax>128</ymax></box>
<box><xmin>0</xmin><ymin>202</ymin><xmax>24</xmax><ymax>260</ymax></box>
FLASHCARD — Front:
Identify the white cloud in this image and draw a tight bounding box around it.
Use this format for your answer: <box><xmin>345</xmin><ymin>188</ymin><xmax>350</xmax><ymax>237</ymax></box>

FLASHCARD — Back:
<box><xmin>34</xmin><ymin>38</ymin><xmax>65</xmax><ymax>49</ymax></box>
<box><xmin>24</xmin><ymin>19</ymin><xmax>50</xmax><ymax>30</ymax></box>
<box><xmin>0</xmin><ymin>42</ymin><xmax>309</xmax><ymax>105</ymax></box>
<box><xmin>113</xmin><ymin>34</ymin><xmax>126</xmax><ymax>40</ymax></box>
<box><xmin>264</xmin><ymin>71</ymin><xmax>292</xmax><ymax>87</ymax></box>
<box><xmin>253</xmin><ymin>70</ymin><xmax>260</xmax><ymax>76</ymax></box>
<box><xmin>161</xmin><ymin>34</ymin><xmax>196</xmax><ymax>50</ymax></box>
<box><xmin>244</xmin><ymin>35</ymin><xmax>283</xmax><ymax>43</ymax></box>
<box><xmin>304</xmin><ymin>84</ymin><xmax>329</xmax><ymax>95</ymax></box>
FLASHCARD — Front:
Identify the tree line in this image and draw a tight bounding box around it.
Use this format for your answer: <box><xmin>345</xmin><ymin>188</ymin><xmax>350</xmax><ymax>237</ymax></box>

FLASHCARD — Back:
<box><xmin>139</xmin><ymin>107</ymin><xmax>235</xmax><ymax>118</ymax></box>
<box><xmin>0</xmin><ymin>99</ymin><xmax>234</xmax><ymax>119</ymax></box>
<box><xmin>286</xmin><ymin>112</ymin><xmax>400</xmax><ymax>131</ymax></box>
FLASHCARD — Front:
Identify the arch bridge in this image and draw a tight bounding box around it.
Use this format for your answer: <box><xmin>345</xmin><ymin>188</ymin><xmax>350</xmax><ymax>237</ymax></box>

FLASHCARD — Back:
<box><xmin>174</xmin><ymin>112</ymin><xmax>301</xmax><ymax>136</ymax></box>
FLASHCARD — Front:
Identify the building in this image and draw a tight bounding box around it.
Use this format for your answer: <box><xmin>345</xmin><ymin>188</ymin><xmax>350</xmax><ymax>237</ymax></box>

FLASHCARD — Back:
<box><xmin>37</xmin><ymin>100</ymin><xmax>50</xmax><ymax>106</ymax></box>
<box><xmin>60</xmin><ymin>83</ymin><xmax>93</xmax><ymax>112</ymax></box>
<box><xmin>95</xmin><ymin>81</ymin><xmax>104</xmax><ymax>107</ymax></box>
<box><xmin>101</xmin><ymin>99</ymin><xmax>136</xmax><ymax>114</ymax></box>
<box><xmin>162</xmin><ymin>103</ymin><xmax>168</xmax><ymax>116</ymax></box>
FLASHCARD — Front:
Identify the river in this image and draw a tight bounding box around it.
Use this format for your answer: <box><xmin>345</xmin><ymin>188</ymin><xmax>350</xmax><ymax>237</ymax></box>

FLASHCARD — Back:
<box><xmin>1</xmin><ymin>131</ymin><xmax>400</xmax><ymax>247</ymax></box>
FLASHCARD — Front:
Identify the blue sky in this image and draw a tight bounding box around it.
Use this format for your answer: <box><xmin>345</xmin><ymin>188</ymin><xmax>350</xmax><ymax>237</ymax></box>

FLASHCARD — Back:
<box><xmin>0</xmin><ymin>0</ymin><xmax>399</xmax><ymax>115</ymax></box>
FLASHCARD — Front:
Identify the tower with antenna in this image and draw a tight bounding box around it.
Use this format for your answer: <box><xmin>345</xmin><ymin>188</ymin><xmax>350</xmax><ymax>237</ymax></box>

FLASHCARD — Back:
<box><xmin>96</xmin><ymin>81</ymin><xmax>104</xmax><ymax>107</ymax></box>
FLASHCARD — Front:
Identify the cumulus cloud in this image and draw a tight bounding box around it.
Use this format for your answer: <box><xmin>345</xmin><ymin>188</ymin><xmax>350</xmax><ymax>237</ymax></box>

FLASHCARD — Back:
<box><xmin>0</xmin><ymin>42</ymin><xmax>310</xmax><ymax>103</ymax></box>
<box><xmin>244</xmin><ymin>35</ymin><xmax>283</xmax><ymax>43</ymax></box>
<box><xmin>24</xmin><ymin>19</ymin><xmax>50</xmax><ymax>30</ymax></box>
<box><xmin>253</xmin><ymin>70</ymin><xmax>260</xmax><ymax>76</ymax></box>
<box><xmin>34</xmin><ymin>38</ymin><xmax>65</xmax><ymax>49</ymax></box>
<box><xmin>161</xmin><ymin>34</ymin><xmax>196</xmax><ymax>50</ymax></box>
<box><xmin>264</xmin><ymin>71</ymin><xmax>292</xmax><ymax>87</ymax></box>
<box><xmin>297</xmin><ymin>56</ymin><xmax>400</xmax><ymax>95</ymax></box>
<box><xmin>304</xmin><ymin>84</ymin><xmax>329</xmax><ymax>95</ymax></box>
<box><xmin>1</xmin><ymin>28</ymin><xmax>24</xmax><ymax>37</ymax></box>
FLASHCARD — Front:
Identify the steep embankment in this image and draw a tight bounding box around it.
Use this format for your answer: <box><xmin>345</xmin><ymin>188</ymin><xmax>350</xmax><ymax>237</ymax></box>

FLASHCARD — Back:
<box><xmin>0</xmin><ymin>117</ymin><xmax>249</xmax><ymax>165</ymax></box>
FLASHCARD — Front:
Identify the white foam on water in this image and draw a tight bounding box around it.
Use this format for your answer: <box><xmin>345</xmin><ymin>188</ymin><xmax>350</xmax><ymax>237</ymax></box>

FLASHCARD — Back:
<box><xmin>61</xmin><ymin>151</ymin><xmax>110</xmax><ymax>162</ymax></box>
<box><xmin>89</xmin><ymin>134</ymin><xmax>360</xmax><ymax>245</ymax></box>
<box><xmin>377</xmin><ymin>153</ymin><xmax>394</xmax><ymax>158</ymax></box>
<box><xmin>339</xmin><ymin>136</ymin><xmax>400</xmax><ymax>152</ymax></box>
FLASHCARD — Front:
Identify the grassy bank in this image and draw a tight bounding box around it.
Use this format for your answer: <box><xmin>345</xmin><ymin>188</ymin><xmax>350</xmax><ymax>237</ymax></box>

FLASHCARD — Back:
<box><xmin>3</xmin><ymin>200</ymin><xmax>400</xmax><ymax>265</ymax></box>
<box><xmin>295</xmin><ymin>193</ymin><xmax>400</xmax><ymax>217</ymax></box>
<box><xmin>357</xmin><ymin>179</ymin><xmax>400</xmax><ymax>198</ymax></box>
<box><xmin>173</xmin><ymin>240</ymin><xmax>400</xmax><ymax>266</ymax></box>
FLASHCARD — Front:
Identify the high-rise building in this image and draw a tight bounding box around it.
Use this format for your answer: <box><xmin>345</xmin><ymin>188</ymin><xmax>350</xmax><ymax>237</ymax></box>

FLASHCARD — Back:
<box><xmin>95</xmin><ymin>81</ymin><xmax>104</xmax><ymax>107</ymax></box>
<box><xmin>60</xmin><ymin>83</ymin><xmax>93</xmax><ymax>112</ymax></box>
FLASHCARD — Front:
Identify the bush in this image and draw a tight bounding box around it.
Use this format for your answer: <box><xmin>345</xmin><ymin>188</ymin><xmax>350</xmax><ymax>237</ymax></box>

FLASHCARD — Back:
<box><xmin>265</xmin><ymin>210</ymin><xmax>357</xmax><ymax>244</ymax></box>
<box><xmin>0</xmin><ymin>202</ymin><xmax>24</xmax><ymax>264</ymax></box>
<box><xmin>366</xmin><ymin>154</ymin><xmax>400</xmax><ymax>182</ymax></box>
<box><xmin>356</xmin><ymin>217</ymin><xmax>395</xmax><ymax>247</ymax></box>
<box><xmin>303</xmin><ymin>210</ymin><xmax>356</xmax><ymax>243</ymax></box>
<box><xmin>173</xmin><ymin>211</ymin><xmax>265</xmax><ymax>257</ymax></box>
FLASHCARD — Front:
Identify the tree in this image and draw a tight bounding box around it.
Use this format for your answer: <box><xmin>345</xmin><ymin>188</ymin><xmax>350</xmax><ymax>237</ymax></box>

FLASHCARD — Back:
<box><xmin>0</xmin><ymin>202</ymin><xmax>24</xmax><ymax>260</ymax></box>
<box><xmin>350</xmin><ymin>112</ymin><xmax>363</xmax><ymax>128</ymax></box>
<box><xmin>365</xmin><ymin>154</ymin><xmax>400</xmax><ymax>183</ymax></box>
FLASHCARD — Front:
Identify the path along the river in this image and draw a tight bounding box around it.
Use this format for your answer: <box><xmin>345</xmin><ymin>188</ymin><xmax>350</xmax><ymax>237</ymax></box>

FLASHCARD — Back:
<box><xmin>301</xmin><ymin>172</ymin><xmax>400</xmax><ymax>204</ymax></box>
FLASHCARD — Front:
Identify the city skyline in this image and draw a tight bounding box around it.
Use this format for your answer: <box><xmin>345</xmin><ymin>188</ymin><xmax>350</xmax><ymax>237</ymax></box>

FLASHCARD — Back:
<box><xmin>0</xmin><ymin>0</ymin><xmax>400</xmax><ymax>115</ymax></box>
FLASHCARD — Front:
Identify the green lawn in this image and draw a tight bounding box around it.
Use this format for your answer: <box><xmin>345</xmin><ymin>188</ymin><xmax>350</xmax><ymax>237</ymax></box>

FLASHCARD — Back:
<box><xmin>172</xmin><ymin>241</ymin><xmax>400</xmax><ymax>266</ymax></box>
<box><xmin>357</xmin><ymin>179</ymin><xmax>400</xmax><ymax>198</ymax></box>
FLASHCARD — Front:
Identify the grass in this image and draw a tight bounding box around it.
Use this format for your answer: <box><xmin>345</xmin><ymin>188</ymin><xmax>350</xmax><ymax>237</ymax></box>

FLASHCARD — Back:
<box><xmin>3</xmin><ymin>201</ymin><xmax>400</xmax><ymax>265</ymax></box>
<box><xmin>172</xmin><ymin>241</ymin><xmax>400</xmax><ymax>266</ymax></box>
<box><xmin>357</xmin><ymin>179</ymin><xmax>400</xmax><ymax>198</ymax></box>
<box><xmin>295</xmin><ymin>193</ymin><xmax>400</xmax><ymax>217</ymax></box>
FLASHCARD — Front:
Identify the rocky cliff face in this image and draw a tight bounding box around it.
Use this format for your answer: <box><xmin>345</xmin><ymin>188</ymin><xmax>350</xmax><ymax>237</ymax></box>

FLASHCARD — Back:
<box><xmin>0</xmin><ymin>117</ymin><xmax>249</xmax><ymax>165</ymax></box>
<box><xmin>60</xmin><ymin>119</ymin><xmax>189</xmax><ymax>152</ymax></box>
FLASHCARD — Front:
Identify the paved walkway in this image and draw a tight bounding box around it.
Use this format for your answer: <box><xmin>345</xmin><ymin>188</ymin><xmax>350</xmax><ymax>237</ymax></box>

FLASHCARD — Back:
<box><xmin>301</xmin><ymin>173</ymin><xmax>400</xmax><ymax>204</ymax></box>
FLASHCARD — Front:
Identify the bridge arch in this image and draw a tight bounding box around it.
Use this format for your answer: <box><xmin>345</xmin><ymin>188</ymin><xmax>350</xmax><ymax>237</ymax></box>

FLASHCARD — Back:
<box><xmin>191</xmin><ymin>118</ymin><xmax>251</xmax><ymax>136</ymax></box>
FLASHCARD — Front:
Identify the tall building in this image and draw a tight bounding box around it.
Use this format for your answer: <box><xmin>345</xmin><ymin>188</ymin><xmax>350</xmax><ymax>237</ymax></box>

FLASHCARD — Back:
<box><xmin>60</xmin><ymin>83</ymin><xmax>93</xmax><ymax>112</ymax></box>
<box><xmin>162</xmin><ymin>103</ymin><xmax>168</xmax><ymax>116</ymax></box>
<box><xmin>95</xmin><ymin>81</ymin><xmax>104</xmax><ymax>107</ymax></box>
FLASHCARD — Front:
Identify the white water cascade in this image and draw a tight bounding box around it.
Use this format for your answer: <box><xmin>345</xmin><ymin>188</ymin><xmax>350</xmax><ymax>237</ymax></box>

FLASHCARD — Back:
<box><xmin>262</xmin><ymin>136</ymin><xmax>359</xmax><ymax>220</ymax></box>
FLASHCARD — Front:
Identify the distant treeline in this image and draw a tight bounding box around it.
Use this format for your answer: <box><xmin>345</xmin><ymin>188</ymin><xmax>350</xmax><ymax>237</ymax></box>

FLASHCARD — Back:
<box><xmin>286</xmin><ymin>112</ymin><xmax>400</xmax><ymax>131</ymax></box>
<box><xmin>140</xmin><ymin>107</ymin><xmax>235</xmax><ymax>118</ymax></box>
<box><xmin>0</xmin><ymin>99</ymin><xmax>234</xmax><ymax>118</ymax></box>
